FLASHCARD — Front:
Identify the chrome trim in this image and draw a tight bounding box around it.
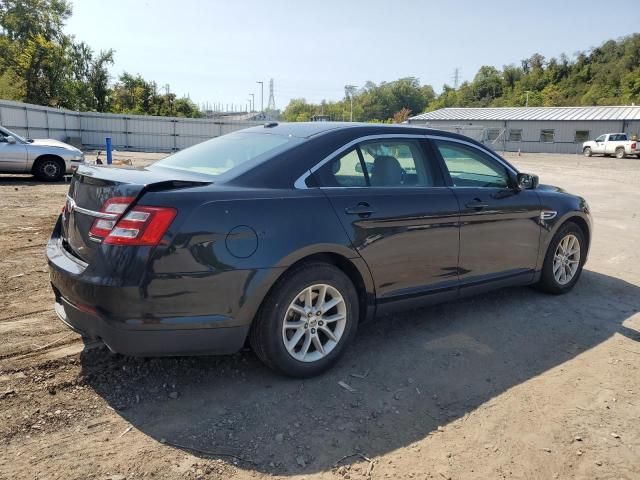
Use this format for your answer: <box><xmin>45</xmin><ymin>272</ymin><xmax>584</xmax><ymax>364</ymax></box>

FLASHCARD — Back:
<box><xmin>293</xmin><ymin>133</ymin><xmax>518</xmax><ymax>189</ymax></box>
<box><xmin>66</xmin><ymin>195</ymin><xmax>118</xmax><ymax>220</ymax></box>
<box><xmin>540</xmin><ymin>210</ymin><xmax>558</xmax><ymax>220</ymax></box>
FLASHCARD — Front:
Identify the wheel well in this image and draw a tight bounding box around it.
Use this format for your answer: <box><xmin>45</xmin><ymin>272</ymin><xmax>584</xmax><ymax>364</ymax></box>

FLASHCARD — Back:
<box><xmin>279</xmin><ymin>253</ymin><xmax>369</xmax><ymax>323</ymax></box>
<box><xmin>564</xmin><ymin>216</ymin><xmax>590</xmax><ymax>251</ymax></box>
<box><xmin>31</xmin><ymin>154</ymin><xmax>64</xmax><ymax>174</ymax></box>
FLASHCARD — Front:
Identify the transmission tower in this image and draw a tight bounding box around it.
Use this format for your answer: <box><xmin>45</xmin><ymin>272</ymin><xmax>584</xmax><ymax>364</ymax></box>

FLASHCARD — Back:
<box><xmin>266</xmin><ymin>78</ymin><xmax>276</xmax><ymax>111</ymax></box>
<box><xmin>452</xmin><ymin>68</ymin><xmax>460</xmax><ymax>89</ymax></box>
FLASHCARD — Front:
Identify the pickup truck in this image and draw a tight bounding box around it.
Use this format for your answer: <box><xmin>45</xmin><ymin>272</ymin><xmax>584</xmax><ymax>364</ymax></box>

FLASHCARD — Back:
<box><xmin>0</xmin><ymin>125</ymin><xmax>85</xmax><ymax>181</ymax></box>
<box><xmin>582</xmin><ymin>133</ymin><xmax>640</xmax><ymax>159</ymax></box>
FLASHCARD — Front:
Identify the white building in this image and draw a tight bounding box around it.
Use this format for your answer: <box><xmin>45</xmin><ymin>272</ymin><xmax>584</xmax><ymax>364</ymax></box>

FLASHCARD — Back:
<box><xmin>408</xmin><ymin>106</ymin><xmax>640</xmax><ymax>154</ymax></box>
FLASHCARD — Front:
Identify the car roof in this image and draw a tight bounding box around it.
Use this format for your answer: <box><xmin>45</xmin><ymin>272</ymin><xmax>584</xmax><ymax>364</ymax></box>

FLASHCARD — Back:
<box><xmin>242</xmin><ymin>121</ymin><xmax>439</xmax><ymax>139</ymax></box>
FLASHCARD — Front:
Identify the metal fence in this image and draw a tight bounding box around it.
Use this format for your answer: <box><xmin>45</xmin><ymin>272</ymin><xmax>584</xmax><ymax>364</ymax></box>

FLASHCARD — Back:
<box><xmin>0</xmin><ymin>99</ymin><xmax>264</xmax><ymax>152</ymax></box>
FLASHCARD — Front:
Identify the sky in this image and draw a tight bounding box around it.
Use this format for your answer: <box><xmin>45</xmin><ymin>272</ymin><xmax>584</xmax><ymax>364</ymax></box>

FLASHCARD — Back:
<box><xmin>65</xmin><ymin>0</ymin><xmax>639</xmax><ymax>111</ymax></box>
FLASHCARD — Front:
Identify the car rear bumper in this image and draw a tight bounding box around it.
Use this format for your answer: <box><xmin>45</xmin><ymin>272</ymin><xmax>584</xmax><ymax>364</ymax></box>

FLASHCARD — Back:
<box><xmin>46</xmin><ymin>222</ymin><xmax>267</xmax><ymax>356</ymax></box>
<box><xmin>52</xmin><ymin>293</ymin><xmax>249</xmax><ymax>356</ymax></box>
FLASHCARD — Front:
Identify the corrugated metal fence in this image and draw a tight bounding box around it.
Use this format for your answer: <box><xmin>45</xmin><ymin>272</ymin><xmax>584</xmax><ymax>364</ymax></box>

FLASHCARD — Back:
<box><xmin>0</xmin><ymin>99</ymin><xmax>264</xmax><ymax>152</ymax></box>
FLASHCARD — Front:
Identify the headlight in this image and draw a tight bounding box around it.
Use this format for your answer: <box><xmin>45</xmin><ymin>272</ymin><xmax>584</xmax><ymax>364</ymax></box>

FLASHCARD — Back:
<box><xmin>70</xmin><ymin>153</ymin><xmax>84</xmax><ymax>161</ymax></box>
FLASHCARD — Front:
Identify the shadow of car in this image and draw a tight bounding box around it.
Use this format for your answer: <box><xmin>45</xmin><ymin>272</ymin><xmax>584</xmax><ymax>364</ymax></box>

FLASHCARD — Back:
<box><xmin>78</xmin><ymin>269</ymin><xmax>640</xmax><ymax>475</ymax></box>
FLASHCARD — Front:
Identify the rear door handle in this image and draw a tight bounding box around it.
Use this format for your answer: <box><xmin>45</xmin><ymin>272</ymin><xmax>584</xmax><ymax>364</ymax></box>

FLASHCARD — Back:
<box><xmin>345</xmin><ymin>202</ymin><xmax>375</xmax><ymax>216</ymax></box>
<box><xmin>465</xmin><ymin>200</ymin><xmax>489</xmax><ymax>209</ymax></box>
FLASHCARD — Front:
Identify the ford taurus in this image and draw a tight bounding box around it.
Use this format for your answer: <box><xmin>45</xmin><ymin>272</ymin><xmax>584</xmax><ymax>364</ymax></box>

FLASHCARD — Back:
<box><xmin>47</xmin><ymin>123</ymin><xmax>592</xmax><ymax>377</ymax></box>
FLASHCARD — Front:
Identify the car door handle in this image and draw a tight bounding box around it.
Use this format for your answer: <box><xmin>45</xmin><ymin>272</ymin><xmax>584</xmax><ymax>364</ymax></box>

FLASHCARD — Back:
<box><xmin>465</xmin><ymin>200</ymin><xmax>489</xmax><ymax>209</ymax></box>
<box><xmin>345</xmin><ymin>202</ymin><xmax>375</xmax><ymax>216</ymax></box>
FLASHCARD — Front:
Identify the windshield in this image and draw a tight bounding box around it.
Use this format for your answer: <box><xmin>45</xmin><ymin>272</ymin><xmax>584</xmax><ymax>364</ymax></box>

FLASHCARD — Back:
<box><xmin>154</xmin><ymin>132</ymin><xmax>293</xmax><ymax>177</ymax></box>
<box><xmin>0</xmin><ymin>126</ymin><xmax>27</xmax><ymax>143</ymax></box>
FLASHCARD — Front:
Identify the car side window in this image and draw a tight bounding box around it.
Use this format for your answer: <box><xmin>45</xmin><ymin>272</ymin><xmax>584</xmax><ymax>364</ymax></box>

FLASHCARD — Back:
<box><xmin>313</xmin><ymin>139</ymin><xmax>437</xmax><ymax>188</ymax></box>
<box><xmin>435</xmin><ymin>140</ymin><xmax>510</xmax><ymax>188</ymax></box>
<box><xmin>359</xmin><ymin>140</ymin><xmax>435</xmax><ymax>187</ymax></box>
<box><xmin>595</xmin><ymin>135</ymin><xmax>606</xmax><ymax>142</ymax></box>
<box><xmin>315</xmin><ymin>148</ymin><xmax>367</xmax><ymax>187</ymax></box>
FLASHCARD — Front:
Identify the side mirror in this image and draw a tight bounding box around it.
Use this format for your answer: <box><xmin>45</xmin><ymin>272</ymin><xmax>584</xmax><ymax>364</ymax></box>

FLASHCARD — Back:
<box><xmin>6</xmin><ymin>136</ymin><xmax>16</xmax><ymax>144</ymax></box>
<box><xmin>516</xmin><ymin>172</ymin><xmax>539</xmax><ymax>190</ymax></box>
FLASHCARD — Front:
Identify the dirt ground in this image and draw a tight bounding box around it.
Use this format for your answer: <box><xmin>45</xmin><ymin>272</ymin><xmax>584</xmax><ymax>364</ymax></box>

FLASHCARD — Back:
<box><xmin>1</xmin><ymin>150</ymin><xmax>639</xmax><ymax>480</ymax></box>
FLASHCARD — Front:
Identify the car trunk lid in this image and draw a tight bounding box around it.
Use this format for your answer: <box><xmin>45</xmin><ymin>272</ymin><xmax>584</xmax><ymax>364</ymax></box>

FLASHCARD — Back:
<box><xmin>62</xmin><ymin>165</ymin><xmax>210</xmax><ymax>263</ymax></box>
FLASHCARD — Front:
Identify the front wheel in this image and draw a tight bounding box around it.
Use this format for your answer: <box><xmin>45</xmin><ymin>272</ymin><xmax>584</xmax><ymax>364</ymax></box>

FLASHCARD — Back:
<box><xmin>583</xmin><ymin>147</ymin><xmax>592</xmax><ymax>157</ymax></box>
<box><xmin>33</xmin><ymin>157</ymin><xmax>64</xmax><ymax>181</ymax></box>
<box><xmin>249</xmin><ymin>262</ymin><xmax>359</xmax><ymax>377</ymax></box>
<box><xmin>537</xmin><ymin>222</ymin><xmax>586</xmax><ymax>294</ymax></box>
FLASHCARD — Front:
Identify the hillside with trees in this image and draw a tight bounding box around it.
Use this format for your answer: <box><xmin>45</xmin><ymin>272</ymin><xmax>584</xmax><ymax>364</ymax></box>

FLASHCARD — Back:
<box><xmin>283</xmin><ymin>34</ymin><xmax>640</xmax><ymax>122</ymax></box>
<box><xmin>0</xmin><ymin>0</ymin><xmax>201</xmax><ymax>117</ymax></box>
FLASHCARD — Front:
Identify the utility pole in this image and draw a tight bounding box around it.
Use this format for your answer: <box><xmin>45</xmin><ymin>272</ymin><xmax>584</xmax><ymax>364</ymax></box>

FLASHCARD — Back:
<box><xmin>345</xmin><ymin>85</ymin><xmax>357</xmax><ymax>122</ymax></box>
<box><xmin>249</xmin><ymin>93</ymin><xmax>255</xmax><ymax>112</ymax></box>
<box><xmin>256</xmin><ymin>81</ymin><xmax>264</xmax><ymax>111</ymax></box>
<box><xmin>525</xmin><ymin>90</ymin><xmax>532</xmax><ymax>107</ymax></box>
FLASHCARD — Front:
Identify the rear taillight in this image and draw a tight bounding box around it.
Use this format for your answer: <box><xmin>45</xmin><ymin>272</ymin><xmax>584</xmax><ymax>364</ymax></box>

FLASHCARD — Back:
<box><xmin>632</xmin><ymin>142</ymin><xmax>637</xmax><ymax>150</ymax></box>
<box><xmin>89</xmin><ymin>197</ymin><xmax>135</xmax><ymax>238</ymax></box>
<box><xmin>104</xmin><ymin>206</ymin><xmax>176</xmax><ymax>246</ymax></box>
<box><xmin>88</xmin><ymin>196</ymin><xmax>176</xmax><ymax>246</ymax></box>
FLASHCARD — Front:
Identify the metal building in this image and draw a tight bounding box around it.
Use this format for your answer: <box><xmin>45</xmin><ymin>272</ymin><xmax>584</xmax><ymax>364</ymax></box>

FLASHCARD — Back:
<box><xmin>408</xmin><ymin>106</ymin><xmax>640</xmax><ymax>154</ymax></box>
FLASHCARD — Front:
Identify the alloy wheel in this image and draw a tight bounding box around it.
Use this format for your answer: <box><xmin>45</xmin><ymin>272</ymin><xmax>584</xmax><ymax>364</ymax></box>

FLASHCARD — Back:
<box><xmin>553</xmin><ymin>234</ymin><xmax>580</xmax><ymax>285</ymax></box>
<box><xmin>281</xmin><ymin>283</ymin><xmax>347</xmax><ymax>363</ymax></box>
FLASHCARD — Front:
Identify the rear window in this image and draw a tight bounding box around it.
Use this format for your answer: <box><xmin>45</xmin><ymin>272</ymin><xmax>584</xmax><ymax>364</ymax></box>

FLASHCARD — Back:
<box><xmin>155</xmin><ymin>132</ymin><xmax>293</xmax><ymax>177</ymax></box>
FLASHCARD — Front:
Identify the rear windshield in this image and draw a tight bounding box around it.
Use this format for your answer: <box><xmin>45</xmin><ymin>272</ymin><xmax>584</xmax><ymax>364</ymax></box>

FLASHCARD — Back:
<box><xmin>154</xmin><ymin>132</ymin><xmax>293</xmax><ymax>177</ymax></box>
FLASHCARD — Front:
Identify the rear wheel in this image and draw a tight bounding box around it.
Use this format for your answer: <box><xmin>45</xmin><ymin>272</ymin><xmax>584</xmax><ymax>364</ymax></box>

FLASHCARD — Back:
<box><xmin>249</xmin><ymin>262</ymin><xmax>358</xmax><ymax>377</ymax></box>
<box><xmin>537</xmin><ymin>222</ymin><xmax>586</xmax><ymax>294</ymax></box>
<box><xmin>583</xmin><ymin>147</ymin><xmax>592</xmax><ymax>157</ymax></box>
<box><xmin>615</xmin><ymin>147</ymin><xmax>625</xmax><ymax>159</ymax></box>
<box><xmin>33</xmin><ymin>156</ymin><xmax>64</xmax><ymax>181</ymax></box>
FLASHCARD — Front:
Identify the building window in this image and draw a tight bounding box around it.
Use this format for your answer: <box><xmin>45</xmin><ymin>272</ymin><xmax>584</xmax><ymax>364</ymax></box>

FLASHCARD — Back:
<box><xmin>508</xmin><ymin>129</ymin><xmax>522</xmax><ymax>141</ymax></box>
<box><xmin>574</xmin><ymin>130</ymin><xmax>590</xmax><ymax>142</ymax></box>
<box><xmin>540</xmin><ymin>129</ymin><xmax>555</xmax><ymax>143</ymax></box>
<box><xmin>485</xmin><ymin>128</ymin><xmax>501</xmax><ymax>142</ymax></box>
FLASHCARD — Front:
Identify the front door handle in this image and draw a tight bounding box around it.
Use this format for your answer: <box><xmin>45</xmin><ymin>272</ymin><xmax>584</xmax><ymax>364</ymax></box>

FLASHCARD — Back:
<box><xmin>465</xmin><ymin>200</ymin><xmax>489</xmax><ymax>209</ymax></box>
<box><xmin>345</xmin><ymin>202</ymin><xmax>375</xmax><ymax>216</ymax></box>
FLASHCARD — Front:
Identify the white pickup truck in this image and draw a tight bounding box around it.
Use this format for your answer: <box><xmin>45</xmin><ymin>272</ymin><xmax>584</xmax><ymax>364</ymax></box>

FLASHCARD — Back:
<box><xmin>582</xmin><ymin>133</ymin><xmax>640</xmax><ymax>159</ymax></box>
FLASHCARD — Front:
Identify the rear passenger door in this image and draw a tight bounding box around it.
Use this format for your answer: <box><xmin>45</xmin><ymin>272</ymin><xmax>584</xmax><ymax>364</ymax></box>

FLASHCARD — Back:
<box><xmin>432</xmin><ymin>139</ymin><xmax>541</xmax><ymax>291</ymax></box>
<box><xmin>311</xmin><ymin>136</ymin><xmax>460</xmax><ymax>309</ymax></box>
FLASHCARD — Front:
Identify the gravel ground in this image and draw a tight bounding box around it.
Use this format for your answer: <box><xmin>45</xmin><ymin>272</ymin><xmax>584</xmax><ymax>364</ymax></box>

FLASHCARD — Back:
<box><xmin>0</xmin><ymin>151</ymin><xmax>638</xmax><ymax>480</ymax></box>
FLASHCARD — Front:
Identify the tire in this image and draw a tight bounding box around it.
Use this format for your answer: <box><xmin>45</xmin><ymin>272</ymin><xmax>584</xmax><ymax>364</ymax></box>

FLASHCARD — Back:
<box><xmin>615</xmin><ymin>147</ymin><xmax>625</xmax><ymax>159</ymax></box>
<box><xmin>583</xmin><ymin>147</ymin><xmax>592</xmax><ymax>157</ymax></box>
<box><xmin>249</xmin><ymin>262</ymin><xmax>359</xmax><ymax>377</ymax></box>
<box><xmin>33</xmin><ymin>156</ymin><xmax>65</xmax><ymax>181</ymax></box>
<box><xmin>537</xmin><ymin>222</ymin><xmax>586</xmax><ymax>294</ymax></box>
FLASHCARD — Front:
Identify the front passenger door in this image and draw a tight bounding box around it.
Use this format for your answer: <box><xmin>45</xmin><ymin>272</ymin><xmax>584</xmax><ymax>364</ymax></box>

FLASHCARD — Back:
<box><xmin>433</xmin><ymin>139</ymin><xmax>541</xmax><ymax>289</ymax></box>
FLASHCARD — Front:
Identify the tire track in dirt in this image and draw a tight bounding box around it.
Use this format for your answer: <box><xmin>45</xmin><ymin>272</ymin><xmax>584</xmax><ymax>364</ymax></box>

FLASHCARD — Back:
<box><xmin>0</xmin><ymin>309</ymin><xmax>51</xmax><ymax>322</ymax></box>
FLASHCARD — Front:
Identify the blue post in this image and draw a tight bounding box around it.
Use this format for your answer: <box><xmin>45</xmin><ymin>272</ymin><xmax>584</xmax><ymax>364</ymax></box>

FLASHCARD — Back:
<box><xmin>106</xmin><ymin>137</ymin><xmax>112</xmax><ymax>165</ymax></box>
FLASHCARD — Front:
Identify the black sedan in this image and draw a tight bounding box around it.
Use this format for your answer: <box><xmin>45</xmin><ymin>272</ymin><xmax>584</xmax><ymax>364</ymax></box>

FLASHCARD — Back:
<box><xmin>48</xmin><ymin>123</ymin><xmax>592</xmax><ymax>377</ymax></box>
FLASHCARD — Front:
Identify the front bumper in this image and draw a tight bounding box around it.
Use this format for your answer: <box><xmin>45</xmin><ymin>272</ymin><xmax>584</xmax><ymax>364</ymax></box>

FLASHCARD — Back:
<box><xmin>66</xmin><ymin>159</ymin><xmax>84</xmax><ymax>174</ymax></box>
